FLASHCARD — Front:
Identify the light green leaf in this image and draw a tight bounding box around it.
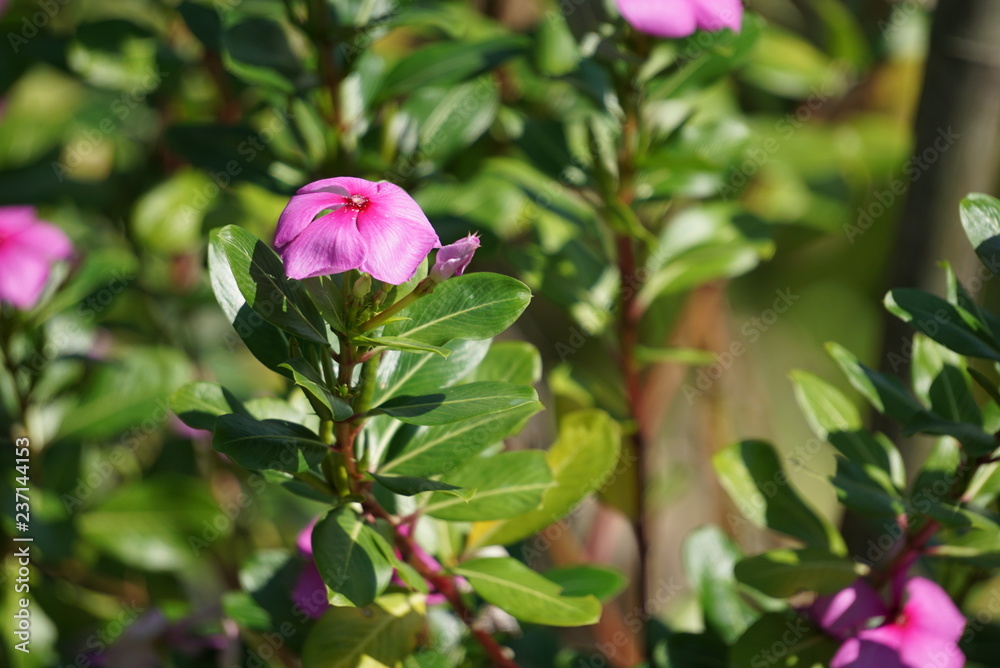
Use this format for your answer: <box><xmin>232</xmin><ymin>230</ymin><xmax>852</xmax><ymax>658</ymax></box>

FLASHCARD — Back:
<box><xmin>682</xmin><ymin>526</ymin><xmax>758</xmax><ymax>644</ymax></box>
<box><xmin>424</xmin><ymin>450</ymin><xmax>553</xmax><ymax>521</ymax></box>
<box><xmin>131</xmin><ymin>169</ymin><xmax>211</xmax><ymax>253</ymax></box>
<box><xmin>375</xmin><ymin>338</ymin><xmax>490</xmax><ymax>403</ymax></box>
<box><xmin>170</xmin><ymin>381</ymin><xmax>246</xmax><ymax>431</ymax></box>
<box><xmin>454</xmin><ymin>557</ymin><xmax>601</xmax><ymax>627</ymax></box>
<box><xmin>356</xmin><ymin>335</ymin><xmax>451</xmax><ymax>357</ymax></box>
<box><xmin>466</xmin><ymin>341</ymin><xmax>542</xmax><ymax>385</ymax></box>
<box><xmin>960</xmin><ymin>192</ymin><xmax>1000</xmax><ymax>275</ymax></box>
<box><xmin>466</xmin><ymin>409</ymin><xmax>620</xmax><ymax>549</ymax></box>
<box><xmin>543</xmin><ymin>565</ymin><xmax>627</xmax><ymax>603</ymax></box>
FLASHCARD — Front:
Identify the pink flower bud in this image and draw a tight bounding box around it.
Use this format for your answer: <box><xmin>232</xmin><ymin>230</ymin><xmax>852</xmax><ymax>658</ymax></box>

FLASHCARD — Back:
<box><xmin>431</xmin><ymin>234</ymin><xmax>480</xmax><ymax>282</ymax></box>
<box><xmin>0</xmin><ymin>206</ymin><xmax>73</xmax><ymax>310</ymax></box>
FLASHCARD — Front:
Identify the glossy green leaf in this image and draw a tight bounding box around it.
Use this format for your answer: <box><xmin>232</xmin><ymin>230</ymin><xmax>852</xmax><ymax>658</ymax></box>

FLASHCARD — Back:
<box><xmin>375</xmin><ymin>382</ymin><xmax>540</xmax><ymax>426</ymax></box>
<box><xmin>312</xmin><ymin>508</ymin><xmax>395</xmax><ymax>607</ymax></box>
<box><xmin>375</xmin><ymin>338</ymin><xmax>490</xmax><ymax>403</ymax></box>
<box><xmin>825</xmin><ymin>342</ymin><xmax>924</xmax><ymax>424</ymax></box>
<box><xmin>713</xmin><ymin>440</ymin><xmax>846</xmax><ymax>555</ymax></box>
<box><xmin>170</xmin><ymin>380</ymin><xmax>246</xmax><ymax>431</ymax></box>
<box><xmin>885</xmin><ymin>288</ymin><xmax>1000</xmax><ymax>362</ymax></box>
<box><xmin>730</xmin><ymin>612</ymin><xmax>837</xmax><ymax>668</ymax></box>
<box><xmin>682</xmin><ymin>525</ymin><xmax>758</xmax><ymax>643</ymax></box>
<box><xmin>213</xmin><ymin>414</ymin><xmax>327</xmax><ymax>473</ymax></box>
<box><xmin>356</xmin><ymin>335</ymin><xmax>451</xmax><ymax>357</ymax></box>
<box><xmin>301</xmin><ymin>593</ymin><xmax>426</xmax><ymax>668</ymax></box>
<box><xmin>542</xmin><ymin>564</ymin><xmax>627</xmax><ymax>603</ymax></box>
<box><xmin>453</xmin><ymin>557</ymin><xmax>601</xmax><ymax>627</ymax></box>
<box><xmin>424</xmin><ymin>450</ymin><xmax>553</xmax><ymax>521</ymax></box>
<box><xmin>208</xmin><ymin>228</ymin><xmax>290</xmax><ymax>370</ymax></box>
<box><xmin>382</xmin><ymin>273</ymin><xmax>532</xmax><ymax>346</ymax></box>
<box><xmin>378</xmin><ymin>402</ymin><xmax>542</xmax><ymax>477</ymax></box>
<box><xmin>960</xmin><ymin>192</ymin><xmax>1000</xmax><ymax>275</ymax></box>
<box><xmin>466</xmin><ymin>341</ymin><xmax>542</xmax><ymax>385</ymax></box>
<box><xmin>278</xmin><ymin>358</ymin><xmax>353</xmax><ymax>421</ymax></box>
<box><xmin>734</xmin><ymin>548</ymin><xmax>859</xmax><ymax>598</ymax></box>
<box><xmin>217</xmin><ymin>225</ymin><xmax>329</xmax><ymax>344</ymax></box>
<box><xmin>466</xmin><ymin>409</ymin><xmax>621</xmax><ymax>549</ymax></box>
<box><xmin>369</xmin><ymin>472</ymin><xmax>472</xmax><ymax>500</ymax></box>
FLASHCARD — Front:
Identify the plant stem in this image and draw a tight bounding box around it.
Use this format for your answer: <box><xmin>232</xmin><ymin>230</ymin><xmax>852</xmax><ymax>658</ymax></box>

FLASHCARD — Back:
<box><xmin>365</xmin><ymin>501</ymin><xmax>521</xmax><ymax>668</ymax></box>
<box><xmin>359</xmin><ymin>280</ymin><xmax>434</xmax><ymax>332</ymax></box>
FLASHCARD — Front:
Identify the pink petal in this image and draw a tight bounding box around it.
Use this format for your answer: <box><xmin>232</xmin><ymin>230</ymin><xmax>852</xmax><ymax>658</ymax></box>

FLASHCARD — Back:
<box><xmin>297</xmin><ymin>518</ymin><xmax>318</xmax><ymax>556</ymax></box>
<box><xmin>291</xmin><ymin>561</ymin><xmax>329</xmax><ymax>619</ymax></box>
<box><xmin>299</xmin><ymin>176</ymin><xmax>380</xmax><ymax>199</ymax></box>
<box><xmin>355</xmin><ymin>182</ymin><xmax>440</xmax><ymax>285</ymax></box>
<box><xmin>900</xmin><ymin>577</ymin><xmax>966</xmax><ymax>643</ymax></box>
<box><xmin>275</xmin><ymin>191</ymin><xmax>347</xmax><ymax>250</ymax></box>
<box><xmin>280</xmin><ymin>209</ymin><xmax>367</xmax><ymax>280</ymax></box>
<box><xmin>0</xmin><ymin>246</ymin><xmax>55</xmax><ymax>309</ymax></box>
<box><xmin>831</xmin><ymin>637</ymin><xmax>907</xmax><ymax>668</ymax></box>
<box><xmin>898</xmin><ymin>636</ymin><xmax>964</xmax><ymax>668</ymax></box>
<box><xmin>13</xmin><ymin>219</ymin><xmax>73</xmax><ymax>260</ymax></box>
<box><xmin>811</xmin><ymin>579</ymin><xmax>888</xmax><ymax>641</ymax></box>
<box><xmin>0</xmin><ymin>206</ymin><xmax>39</xmax><ymax>237</ymax></box>
<box><xmin>616</xmin><ymin>0</ymin><xmax>698</xmax><ymax>38</ymax></box>
<box><xmin>693</xmin><ymin>0</ymin><xmax>743</xmax><ymax>33</ymax></box>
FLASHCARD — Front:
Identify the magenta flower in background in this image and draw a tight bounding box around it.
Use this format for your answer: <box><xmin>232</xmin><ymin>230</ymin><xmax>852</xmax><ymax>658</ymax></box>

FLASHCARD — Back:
<box><xmin>275</xmin><ymin>177</ymin><xmax>440</xmax><ymax>285</ymax></box>
<box><xmin>0</xmin><ymin>206</ymin><xmax>73</xmax><ymax>310</ymax></box>
<box><xmin>615</xmin><ymin>0</ymin><xmax>743</xmax><ymax>39</ymax></box>
<box><xmin>431</xmin><ymin>233</ymin><xmax>480</xmax><ymax>282</ymax></box>
<box><xmin>292</xmin><ymin>518</ymin><xmax>329</xmax><ymax>619</ymax></box>
<box><xmin>811</xmin><ymin>577</ymin><xmax>966</xmax><ymax>668</ymax></box>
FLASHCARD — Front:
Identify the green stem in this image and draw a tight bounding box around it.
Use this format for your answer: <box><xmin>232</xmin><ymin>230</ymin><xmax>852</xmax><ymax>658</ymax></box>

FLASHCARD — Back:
<box><xmin>359</xmin><ymin>280</ymin><xmax>434</xmax><ymax>332</ymax></box>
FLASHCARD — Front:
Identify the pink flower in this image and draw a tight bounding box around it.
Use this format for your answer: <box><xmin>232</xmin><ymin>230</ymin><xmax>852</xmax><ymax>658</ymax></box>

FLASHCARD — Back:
<box><xmin>813</xmin><ymin>577</ymin><xmax>966</xmax><ymax>668</ymax></box>
<box><xmin>274</xmin><ymin>177</ymin><xmax>440</xmax><ymax>285</ymax></box>
<box><xmin>430</xmin><ymin>234</ymin><xmax>480</xmax><ymax>282</ymax></box>
<box><xmin>292</xmin><ymin>518</ymin><xmax>329</xmax><ymax>619</ymax></box>
<box><xmin>0</xmin><ymin>206</ymin><xmax>73</xmax><ymax>310</ymax></box>
<box><xmin>615</xmin><ymin>0</ymin><xmax>743</xmax><ymax>38</ymax></box>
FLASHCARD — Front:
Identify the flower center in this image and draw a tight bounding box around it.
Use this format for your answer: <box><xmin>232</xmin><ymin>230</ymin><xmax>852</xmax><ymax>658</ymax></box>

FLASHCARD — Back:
<box><xmin>345</xmin><ymin>194</ymin><xmax>370</xmax><ymax>211</ymax></box>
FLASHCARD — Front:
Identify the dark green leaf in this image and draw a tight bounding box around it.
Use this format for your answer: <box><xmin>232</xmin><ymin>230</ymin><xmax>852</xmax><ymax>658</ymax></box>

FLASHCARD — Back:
<box><xmin>369</xmin><ymin>472</ymin><xmax>472</xmax><ymax>499</ymax></box>
<box><xmin>885</xmin><ymin>288</ymin><xmax>1000</xmax><ymax>361</ymax></box>
<box><xmin>734</xmin><ymin>548</ymin><xmax>859</xmax><ymax>598</ymax></box>
<box><xmin>542</xmin><ymin>565</ymin><xmax>627</xmax><ymax>603</ymax></box>
<box><xmin>170</xmin><ymin>380</ymin><xmax>246</xmax><ymax>431</ymax></box>
<box><xmin>278</xmin><ymin>358</ymin><xmax>353</xmax><ymax>421</ymax></box>
<box><xmin>213</xmin><ymin>414</ymin><xmax>327</xmax><ymax>473</ymax></box>
<box><xmin>730</xmin><ymin>612</ymin><xmax>837</xmax><ymax>668</ymax></box>
<box><xmin>960</xmin><ymin>192</ymin><xmax>1000</xmax><ymax>275</ymax></box>
<box><xmin>312</xmin><ymin>508</ymin><xmax>395</xmax><ymax>607</ymax></box>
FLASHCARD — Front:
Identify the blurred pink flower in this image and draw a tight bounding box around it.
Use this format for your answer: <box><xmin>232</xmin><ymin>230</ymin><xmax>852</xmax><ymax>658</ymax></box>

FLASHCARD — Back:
<box><xmin>431</xmin><ymin>234</ymin><xmax>480</xmax><ymax>282</ymax></box>
<box><xmin>292</xmin><ymin>518</ymin><xmax>329</xmax><ymax>619</ymax></box>
<box><xmin>813</xmin><ymin>577</ymin><xmax>966</xmax><ymax>668</ymax></box>
<box><xmin>615</xmin><ymin>0</ymin><xmax>743</xmax><ymax>38</ymax></box>
<box><xmin>275</xmin><ymin>177</ymin><xmax>440</xmax><ymax>285</ymax></box>
<box><xmin>0</xmin><ymin>206</ymin><xmax>73</xmax><ymax>310</ymax></box>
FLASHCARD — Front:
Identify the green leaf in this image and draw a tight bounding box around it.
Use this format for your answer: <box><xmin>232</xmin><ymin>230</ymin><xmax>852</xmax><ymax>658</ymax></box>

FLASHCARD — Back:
<box><xmin>130</xmin><ymin>169</ymin><xmax>212</xmax><ymax>253</ymax></box>
<box><xmin>734</xmin><ymin>548</ymin><xmax>859</xmax><ymax>598</ymax></box>
<box><xmin>170</xmin><ymin>381</ymin><xmax>246</xmax><ymax>431</ymax></box>
<box><xmin>209</xmin><ymin>228</ymin><xmax>290</xmax><ymax>369</ymax></box>
<box><xmin>382</xmin><ymin>273</ymin><xmax>532</xmax><ymax>346</ymax></box>
<box><xmin>278</xmin><ymin>358</ymin><xmax>353</xmax><ymax>421</ymax></box>
<box><xmin>466</xmin><ymin>409</ymin><xmax>621</xmax><ymax>549</ymax></box>
<box><xmin>466</xmin><ymin>341</ymin><xmax>542</xmax><ymax>385</ymax></box>
<box><xmin>534</xmin><ymin>10</ymin><xmax>580</xmax><ymax>76</ymax></box>
<box><xmin>370</xmin><ymin>472</ymin><xmax>472</xmax><ymax>500</ymax></box>
<box><xmin>301</xmin><ymin>593</ymin><xmax>426</xmax><ymax>668</ymax></box>
<box><xmin>222</xmin><ymin>591</ymin><xmax>272</xmax><ymax>631</ymax></box>
<box><xmin>213</xmin><ymin>414</ymin><xmax>327</xmax><ymax>473</ymax></box>
<box><xmin>356</xmin><ymin>335</ymin><xmax>451</xmax><ymax>357</ymax></box>
<box><xmin>302</xmin><ymin>275</ymin><xmax>347</xmax><ymax>333</ymax></box>
<box><xmin>312</xmin><ymin>508</ymin><xmax>395</xmax><ymax>608</ymax></box>
<box><xmin>58</xmin><ymin>347</ymin><xmax>191</xmax><ymax>440</ymax></box>
<box><xmin>542</xmin><ymin>565</ymin><xmax>627</xmax><ymax>603</ymax></box>
<box><xmin>375</xmin><ymin>382</ymin><xmax>540</xmax><ymax>426</ymax></box>
<box><xmin>377</xmin><ymin>36</ymin><xmax>529</xmax><ymax>100</ymax></box>
<box><xmin>825</xmin><ymin>342</ymin><xmax>924</xmax><ymax>424</ymax></box>
<box><xmin>885</xmin><ymin>288</ymin><xmax>1000</xmax><ymax>362</ymax></box>
<box><xmin>424</xmin><ymin>451</ymin><xmax>553</xmax><ymax>521</ymax></box>
<box><xmin>730</xmin><ymin>612</ymin><xmax>837</xmax><ymax>668</ymax></box>
<box><xmin>960</xmin><ymin>192</ymin><xmax>1000</xmax><ymax>275</ymax></box>
<box><xmin>378</xmin><ymin>402</ymin><xmax>542</xmax><ymax>477</ymax></box>
<box><xmin>375</xmin><ymin>339</ymin><xmax>490</xmax><ymax>403</ymax></box>
<box><xmin>713</xmin><ymin>441</ymin><xmax>846</xmax><ymax>555</ymax></box>
<box><xmin>453</xmin><ymin>558</ymin><xmax>601</xmax><ymax>627</ymax></box>
<box><xmin>789</xmin><ymin>369</ymin><xmax>862</xmax><ymax>436</ymax></box>
<box><xmin>682</xmin><ymin>526</ymin><xmax>758</xmax><ymax>644</ymax></box>
<box><xmin>223</xmin><ymin>17</ymin><xmax>304</xmax><ymax>93</ymax></box>
<box><xmin>217</xmin><ymin>225</ymin><xmax>329</xmax><ymax>344</ymax></box>
<box><xmin>927</xmin><ymin>365</ymin><xmax>982</xmax><ymax>426</ymax></box>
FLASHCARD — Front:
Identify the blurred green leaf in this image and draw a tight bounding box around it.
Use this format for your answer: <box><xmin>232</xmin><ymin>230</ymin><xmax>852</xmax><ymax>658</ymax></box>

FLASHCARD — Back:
<box><xmin>730</xmin><ymin>611</ymin><xmax>837</xmax><ymax>668</ymax></box>
<box><xmin>683</xmin><ymin>525</ymin><xmax>758</xmax><ymax>644</ymax></box>
<box><xmin>734</xmin><ymin>548</ymin><xmax>859</xmax><ymax>598</ymax></box>
<box><xmin>131</xmin><ymin>169</ymin><xmax>211</xmax><ymax>253</ymax></box>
